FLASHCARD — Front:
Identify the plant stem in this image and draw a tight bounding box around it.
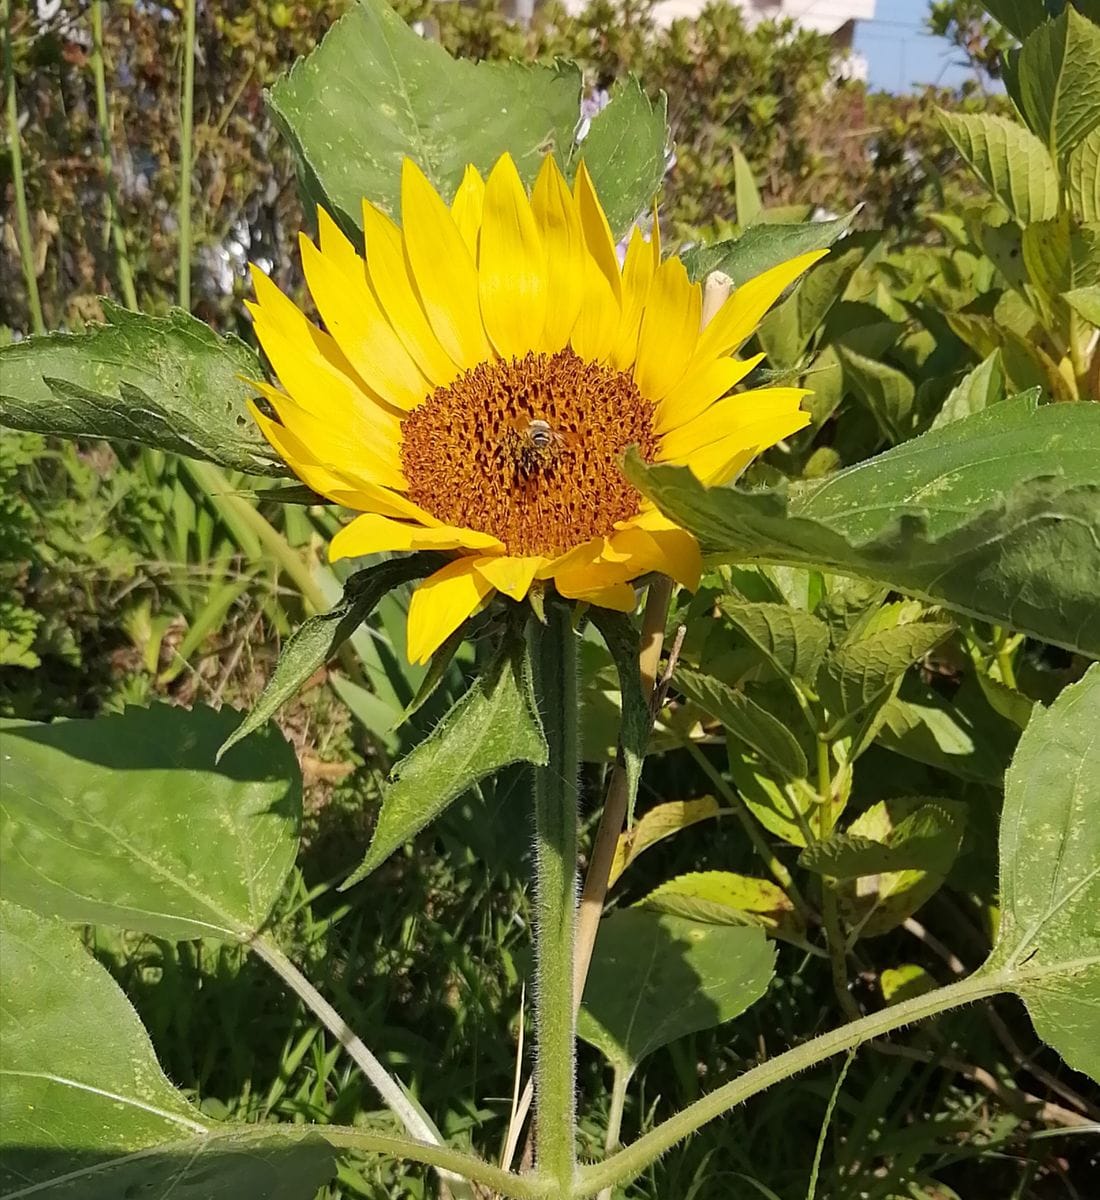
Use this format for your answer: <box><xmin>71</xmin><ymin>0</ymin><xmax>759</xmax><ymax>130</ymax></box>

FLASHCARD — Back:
<box><xmin>575</xmin><ymin>970</ymin><xmax>1010</xmax><ymax>1197</ymax></box>
<box><xmin>90</xmin><ymin>0</ymin><xmax>138</xmax><ymax>311</ymax></box>
<box><xmin>177</xmin><ymin>0</ymin><xmax>196</xmax><ymax>308</ymax></box>
<box><xmin>249</xmin><ymin>934</ymin><xmax>475</xmax><ymax>1200</ymax></box>
<box><xmin>528</xmin><ymin>603</ymin><xmax>580</xmax><ymax>1197</ymax></box>
<box><xmin>815</xmin><ymin>735</ymin><xmax>859</xmax><ymax>1020</ymax></box>
<box><xmin>992</xmin><ymin>626</ymin><xmax>1019</xmax><ymax>691</ymax></box>
<box><xmin>596</xmin><ymin>1069</ymin><xmax>630</xmax><ymax>1200</ymax></box>
<box><xmin>3</xmin><ymin>0</ymin><xmax>44</xmax><ymax>334</ymax></box>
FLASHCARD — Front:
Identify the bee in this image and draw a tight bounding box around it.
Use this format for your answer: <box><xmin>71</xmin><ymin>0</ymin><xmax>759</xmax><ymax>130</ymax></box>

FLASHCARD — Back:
<box><xmin>507</xmin><ymin>416</ymin><xmax>573</xmax><ymax>470</ymax></box>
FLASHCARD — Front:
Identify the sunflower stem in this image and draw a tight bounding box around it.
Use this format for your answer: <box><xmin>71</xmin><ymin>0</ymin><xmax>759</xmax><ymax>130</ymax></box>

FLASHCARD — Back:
<box><xmin>528</xmin><ymin>602</ymin><xmax>580</xmax><ymax>1198</ymax></box>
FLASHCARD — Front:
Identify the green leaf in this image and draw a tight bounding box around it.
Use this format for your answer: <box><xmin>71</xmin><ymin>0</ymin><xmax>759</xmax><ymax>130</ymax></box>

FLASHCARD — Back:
<box><xmin>834</xmin><ymin>343</ymin><xmax>918</xmax><ymax>443</ymax></box>
<box><xmin>343</xmin><ymin>639</ymin><xmax>548</xmax><ymax>887</ymax></box>
<box><xmin>570</xmin><ymin>77</ymin><xmax>668</xmax><ymax>236</ymax></box>
<box><xmin>819</xmin><ymin>621</ymin><xmax>955</xmax><ymax>736</ymax></box>
<box><xmin>220</xmin><ymin>553</ymin><xmax>441</xmax><ymax>757</ymax></box>
<box><xmin>0</xmin><ymin>706</ymin><xmax>300</xmax><ymax>941</ymax></box>
<box><xmin>0</xmin><ymin>903</ymin><xmax>336</xmax><ymax>1199</ymax></box>
<box><xmin>878</xmin><ymin>675</ymin><xmax>1019</xmax><ymax>783</ymax></box>
<box><xmin>726</xmin><ymin>755</ymin><xmax>822</xmax><ymax>847</ymax></box>
<box><xmin>732</xmin><ymin>145</ymin><xmax>763</xmax><ymax>226</ymax></box>
<box><xmin>578</xmin><ymin>909</ymin><xmax>774</xmax><ymax>1076</ymax></box>
<box><xmin>588</xmin><ymin>608</ymin><xmax>650</xmax><ymax>827</ymax></box>
<box><xmin>625</xmin><ymin>397</ymin><xmax>1100</xmax><ymax>657</ymax></box>
<box><xmin>681</xmin><ymin>210</ymin><xmax>858</xmax><ymax>285</ymax></box>
<box><xmin>1066</xmin><ymin>125</ymin><xmax>1100</xmax><ymax>221</ymax></box>
<box><xmin>640</xmin><ymin>870</ymin><xmax>806</xmax><ymax>943</ymax></box>
<box><xmin>838</xmin><ymin>798</ymin><xmax>967</xmax><ymax>937</ymax></box>
<box><xmin>676</xmin><ymin>667</ymin><xmax>808</xmax><ymax>780</ymax></box>
<box><xmin>1022</xmin><ymin>211</ymin><xmax>1073</xmax><ymax>297</ymax></box>
<box><xmin>931</xmin><ymin>350</ymin><xmax>1006</xmax><ymax>430</ymax></box>
<box><xmin>0</xmin><ymin>305</ymin><xmax>283</xmax><ymax>477</ymax></box>
<box><xmin>1064</xmin><ymin>284</ymin><xmax>1100</xmax><ymax>324</ymax></box>
<box><xmin>1016</xmin><ymin>6</ymin><xmax>1100</xmax><ymax>159</ymax></box>
<box><xmin>268</xmin><ymin>0</ymin><xmax>664</xmax><ymax>239</ymax></box>
<box><xmin>715</xmin><ymin>599</ymin><xmax>830</xmax><ymax>684</ymax></box>
<box><xmin>880</xmin><ymin>963</ymin><xmax>937</xmax><ymax>1005</ymax></box>
<box><xmin>978</xmin><ymin>0</ymin><xmax>1052</xmax><ymax>41</ymax></box>
<box><xmin>938</xmin><ymin>112</ymin><xmax>1058</xmax><ymax>225</ymax></box>
<box><xmin>799</xmin><ymin>804</ymin><xmax>962</xmax><ymax>878</ymax></box>
<box><xmin>985</xmin><ymin>663</ymin><xmax>1100</xmax><ymax>1080</ymax></box>
<box><xmin>609</xmin><ymin>798</ymin><xmax>721</xmax><ymax>887</ymax></box>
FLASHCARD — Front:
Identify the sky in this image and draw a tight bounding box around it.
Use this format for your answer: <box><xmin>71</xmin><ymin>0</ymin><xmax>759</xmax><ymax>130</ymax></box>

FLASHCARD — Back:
<box><xmin>853</xmin><ymin>0</ymin><xmax>986</xmax><ymax>92</ymax></box>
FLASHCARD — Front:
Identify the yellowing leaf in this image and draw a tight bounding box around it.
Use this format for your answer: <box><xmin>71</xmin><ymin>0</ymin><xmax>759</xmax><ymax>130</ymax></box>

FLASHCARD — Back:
<box><xmin>609</xmin><ymin>798</ymin><xmax>721</xmax><ymax>887</ymax></box>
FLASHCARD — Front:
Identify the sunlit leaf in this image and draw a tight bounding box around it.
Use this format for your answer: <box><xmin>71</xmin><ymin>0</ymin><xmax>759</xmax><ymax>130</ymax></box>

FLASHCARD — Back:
<box><xmin>681</xmin><ymin>210</ymin><xmax>857</xmax><ymax>285</ymax></box>
<box><xmin>1067</xmin><ymin>125</ymin><xmax>1100</xmax><ymax>222</ymax></box>
<box><xmin>578</xmin><ymin>909</ymin><xmax>774</xmax><ymax>1076</ymax></box>
<box><xmin>0</xmin><ymin>903</ymin><xmax>336</xmax><ymax>1198</ymax></box>
<box><xmin>938</xmin><ymin>112</ymin><xmax>1058</xmax><ymax>224</ymax></box>
<box><xmin>0</xmin><ymin>707</ymin><xmax>299</xmax><ymax>941</ymax></box>
<box><xmin>985</xmin><ymin>663</ymin><xmax>1100</xmax><ymax>1081</ymax></box>
<box><xmin>715</xmin><ymin>599</ymin><xmax>829</xmax><ymax>684</ymax></box>
<box><xmin>881</xmin><ymin>963</ymin><xmax>937</xmax><ymax>1005</ymax></box>
<box><xmin>609</xmin><ymin>798</ymin><xmax>721</xmax><ymax>887</ymax></box>
<box><xmin>1015</xmin><ymin>6</ymin><xmax>1100</xmax><ymax>159</ymax></box>
<box><xmin>626</xmin><ymin>397</ymin><xmax>1100</xmax><ymax>657</ymax></box>
<box><xmin>268</xmin><ymin>0</ymin><xmax>665</xmax><ymax>237</ymax></box>
<box><xmin>0</xmin><ymin>304</ymin><xmax>283</xmax><ymax>476</ymax></box>
<box><xmin>931</xmin><ymin>350</ymin><xmax>1006</xmax><ymax>429</ymax></box>
<box><xmin>641</xmin><ymin>870</ymin><xmax>805</xmax><ymax>943</ymax></box>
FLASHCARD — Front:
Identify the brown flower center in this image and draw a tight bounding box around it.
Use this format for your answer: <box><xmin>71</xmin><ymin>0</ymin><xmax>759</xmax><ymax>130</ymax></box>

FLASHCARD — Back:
<box><xmin>400</xmin><ymin>349</ymin><xmax>659</xmax><ymax>557</ymax></box>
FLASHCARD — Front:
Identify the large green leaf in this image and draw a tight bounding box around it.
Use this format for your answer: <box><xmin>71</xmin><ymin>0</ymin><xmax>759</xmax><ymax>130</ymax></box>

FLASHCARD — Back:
<box><xmin>938</xmin><ymin>111</ymin><xmax>1058</xmax><ymax>224</ymax></box>
<box><xmin>0</xmin><ymin>903</ymin><xmax>335</xmax><ymax>1198</ymax></box>
<box><xmin>626</xmin><ymin>396</ymin><xmax>1100</xmax><ymax>657</ymax></box>
<box><xmin>0</xmin><ymin>706</ymin><xmax>300</xmax><ymax>941</ymax></box>
<box><xmin>0</xmin><ymin>304</ymin><xmax>283</xmax><ymax>477</ymax></box>
<box><xmin>343</xmin><ymin>640</ymin><xmax>548</xmax><ymax>887</ymax></box>
<box><xmin>1015</xmin><ymin>6</ymin><xmax>1100</xmax><ymax>159</ymax></box>
<box><xmin>578</xmin><ymin>909</ymin><xmax>774</xmax><ymax>1076</ymax></box>
<box><xmin>568</xmin><ymin>77</ymin><xmax>668</xmax><ymax>236</ymax></box>
<box><xmin>268</xmin><ymin>0</ymin><xmax>664</xmax><ymax>237</ymax></box>
<box><xmin>985</xmin><ymin>663</ymin><xmax>1100</xmax><ymax>1080</ymax></box>
<box><xmin>219</xmin><ymin>553</ymin><xmax>442</xmax><ymax>757</ymax></box>
<box><xmin>680</xmin><ymin>211</ymin><xmax>857</xmax><ymax>285</ymax></box>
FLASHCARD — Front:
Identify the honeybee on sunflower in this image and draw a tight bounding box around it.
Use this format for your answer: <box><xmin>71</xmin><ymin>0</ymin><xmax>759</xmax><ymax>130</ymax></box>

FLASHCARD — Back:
<box><xmin>247</xmin><ymin>153</ymin><xmax>822</xmax><ymax>663</ymax></box>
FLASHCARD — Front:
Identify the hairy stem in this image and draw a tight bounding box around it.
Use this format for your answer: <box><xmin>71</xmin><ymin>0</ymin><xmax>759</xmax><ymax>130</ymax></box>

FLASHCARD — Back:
<box><xmin>595</xmin><ymin>1069</ymin><xmax>630</xmax><ymax>1200</ymax></box>
<box><xmin>3</xmin><ymin>0</ymin><xmax>44</xmax><ymax>334</ymax></box>
<box><xmin>576</xmin><ymin>970</ymin><xmax>1010</xmax><ymax>1196</ymax></box>
<box><xmin>528</xmin><ymin>603</ymin><xmax>580</xmax><ymax>1196</ymax></box>
<box><xmin>816</xmin><ymin>736</ymin><xmax>859</xmax><ymax>1021</ymax></box>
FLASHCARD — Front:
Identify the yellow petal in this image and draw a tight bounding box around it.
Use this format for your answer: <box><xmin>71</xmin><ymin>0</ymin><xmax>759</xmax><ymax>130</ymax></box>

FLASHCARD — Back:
<box><xmin>400</xmin><ymin>158</ymin><xmax>492</xmax><ymax>369</ymax></box>
<box><xmin>658</xmin><ymin>388</ymin><xmax>811</xmax><ymax>461</ymax></box>
<box><xmin>407</xmin><ymin>557</ymin><xmax>496</xmax><ymax>664</ymax></box>
<box><xmin>248</xmin><ymin>377</ymin><xmax>405</xmax><ymax>492</ymax></box>
<box><xmin>633</xmin><ymin>257</ymin><xmax>702</xmax><ymax>400</ymax></box>
<box><xmin>694</xmin><ymin>250</ymin><xmax>827</xmax><ymax>361</ymax></box>
<box><xmin>315</xmin><ymin>206</ymin><xmax>364</xmax><ymax>278</ymax></box>
<box><xmin>479</xmin><ymin>154</ymin><xmax>548</xmax><ymax>360</ymax></box>
<box><xmin>569</xmin><ymin>257</ymin><xmax>621</xmax><ymax>363</ymax></box>
<box><xmin>451</xmin><ymin>164</ymin><xmax>485</xmax><ymax>256</ymax></box>
<box><xmin>249</xmin><ymin>399</ymin><xmax>419</xmax><ymax>512</ymax></box>
<box><xmin>573</xmin><ymin>159</ymin><xmax>622</xmax><ymax>302</ymax></box>
<box><xmin>329</xmin><ymin>512</ymin><xmax>504</xmax><ymax>562</ymax></box>
<box><xmin>361</xmin><ymin>200</ymin><xmax>460</xmax><ymax>387</ymax></box>
<box><xmin>531</xmin><ymin>156</ymin><xmax>585</xmax><ymax>351</ymax></box>
<box><xmin>652</xmin><ymin>354</ymin><xmax>764</xmax><ymax>435</ymax></box>
<box><xmin>299</xmin><ymin>232</ymin><xmax>429</xmax><ymax>411</ymax></box>
<box><xmin>567</xmin><ymin>582</ymin><xmax>638</xmax><ymax>612</ymax></box>
<box><xmin>679</xmin><ymin>411</ymin><xmax>812</xmax><ymax>484</ymax></box>
<box><xmin>474</xmin><ymin>554</ymin><xmax>543</xmax><ymax>600</ymax></box>
<box><xmin>610</xmin><ymin>227</ymin><xmax>657</xmax><ymax>370</ymax></box>
<box><xmin>605</xmin><ymin>524</ymin><xmax>702</xmax><ymax>591</ymax></box>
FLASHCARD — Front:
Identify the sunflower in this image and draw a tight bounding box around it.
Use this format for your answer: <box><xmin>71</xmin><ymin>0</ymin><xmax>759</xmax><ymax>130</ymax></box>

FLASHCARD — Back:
<box><xmin>247</xmin><ymin>153</ymin><xmax>823</xmax><ymax>663</ymax></box>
